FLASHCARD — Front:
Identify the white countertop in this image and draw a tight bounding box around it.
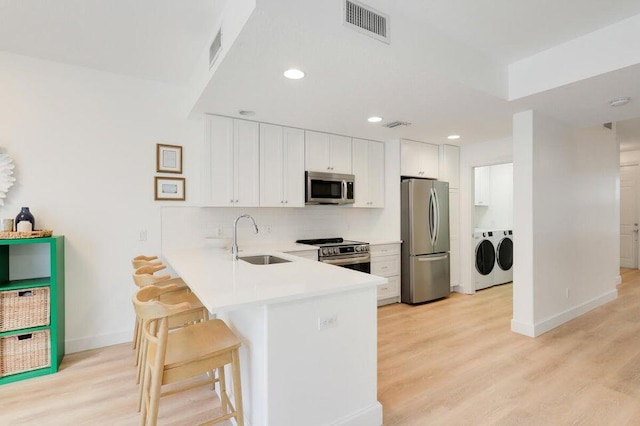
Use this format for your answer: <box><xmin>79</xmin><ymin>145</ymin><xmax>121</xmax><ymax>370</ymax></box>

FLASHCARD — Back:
<box><xmin>164</xmin><ymin>247</ymin><xmax>386</xmax><ymax>313</ymax></box>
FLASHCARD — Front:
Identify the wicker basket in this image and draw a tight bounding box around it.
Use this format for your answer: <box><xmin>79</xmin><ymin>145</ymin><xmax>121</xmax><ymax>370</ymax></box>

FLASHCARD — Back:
<box><xmin>0</xmin><ymin>230</ymin><xmax>53</xmax><ymax>240</ymax></box>
<box><xmin>0</xmin><ymin>330</ymin><xmax>51</xmax><ymax>377</ymax></box>
<box><xmin>0</xmin><ymin>287</ymin><xmax>50</xmax><ymax>332</ymax></box>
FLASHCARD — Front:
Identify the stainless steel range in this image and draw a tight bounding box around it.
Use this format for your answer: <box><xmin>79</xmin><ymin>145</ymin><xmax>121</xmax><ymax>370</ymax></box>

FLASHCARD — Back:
<box><xmin>295</xmin><ymin>237</ymin><xmax>370</xmax><ymax>273</ymax></box>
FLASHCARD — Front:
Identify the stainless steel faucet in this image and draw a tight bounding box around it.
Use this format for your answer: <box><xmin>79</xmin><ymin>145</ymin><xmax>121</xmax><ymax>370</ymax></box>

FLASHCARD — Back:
<box><xmin>231</xmin><ymin>214</ymin><xmax>259</xmax><ymax>260</ymax></box>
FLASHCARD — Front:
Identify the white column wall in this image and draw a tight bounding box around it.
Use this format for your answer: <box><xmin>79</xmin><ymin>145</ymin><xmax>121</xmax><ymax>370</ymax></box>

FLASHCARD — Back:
<box><xmin>512</xmin><ymin>110</ymin><xmax>619</xmax><ymax>337</ymax></box>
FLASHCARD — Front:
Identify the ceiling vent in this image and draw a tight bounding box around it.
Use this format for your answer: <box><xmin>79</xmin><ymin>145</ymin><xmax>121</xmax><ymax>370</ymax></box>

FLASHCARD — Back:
<box><xmin>209</xmin><ymin>29</ymin><xmax>222</xmax><ymax>69</ymax></box>
<box><xmin>343</xmin><ymin>0</ymin><xmax>390</xmax><ymax>44</ymax></box>
<box><xmin>383</xmin><ymin>121</ymin><xmax>411</xmax><ymax>129</ymax></box>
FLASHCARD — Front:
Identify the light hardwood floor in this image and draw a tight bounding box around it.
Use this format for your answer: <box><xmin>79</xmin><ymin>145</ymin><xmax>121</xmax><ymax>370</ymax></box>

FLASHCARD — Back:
<box><xmin>379</xmin><ymin>268</ymin><xmax>640</xmax><ymax>425</ymax></box>
<box><xmin>1</xmin><ymin>270</ymin><xmax>639</xmax><ymax>425</ymax></box>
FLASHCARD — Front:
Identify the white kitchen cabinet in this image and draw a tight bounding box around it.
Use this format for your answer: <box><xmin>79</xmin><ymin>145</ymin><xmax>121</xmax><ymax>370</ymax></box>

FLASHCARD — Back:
<box><xmin>439</xmin><ymin>144</ymin><xmax>460</xmax><ymax>189</ymax></box>
<box><xmin>370</xmin><ymin>243</ymin><xmax>401</xmax><ymax>305</ymax></box>
<box><xmin>203</xmin><ymin>115</ymin><xmax>259</xmax><ymax>207</ymax></box>
<box><xmin>305</xmin><ymin>130</ymin><xmax>352</xmax><ymax>174</ymax></box>
<box><xmin>352</xmin><ymin>138</ymin><xmax>385</xmax><ymax>208</ymax></box>
<box><xmin>400</xmin><ymin>139</ymin><xmax>439</xmax><ymax>179</ymax></box>
<box><xmin>260</xmin><ymin>123</ymin><xmax>305</xmax><ymax>207</ymax></box>
<box><xmin>474</xmin><ymin>166</ymin><xmax>491</xmax><ymax>206</ymax></box>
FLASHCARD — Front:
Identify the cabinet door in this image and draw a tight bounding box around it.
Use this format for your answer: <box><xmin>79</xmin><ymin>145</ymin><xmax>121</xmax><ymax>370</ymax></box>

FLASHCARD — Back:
<box><xmin>439</xmin><ymin>144</ymin><xmax>460</xmax><ymax>188</ymax></box>
<box><xmin>205</xmin><ymin>115</ymin><xmax>234</xmax><ymax>206</ymax></box>
<box><xmin>260</xmin><ymin>123</ymin><xmax>284</xmax><ymax>207</ymax></box>
<box><xmin>305</xmin><ymin>130</ymin><xmax>330</xmax><ymax>172</ymax></box>
<box><xmin>234</xmin><ymin>119</ymin><xmax>260</xmax><ymax>207</ymax></box>
<box><xmin>329</xmin><ymin>134</ymin><xmax>352</xmax><ymax>174</ymax></box>
<box><xmin>352</xmin><ymin>139</ymin><xmax>370</xmax><ymax>207</ymax></box>
<box><xmin>474</xmin><ymin>167</ymin><xmax>491</xmax><ymax>206</ymax></box>
<box><xmin>368</xmin><ymin>141</ymin><xmax>385</xmax><ymax>207</ymax></box>
<box><xmin>400</xmin><ymin>139</ymin><xmax>439</xmax><ymax>179</ymax></box>
<box><xmin>283</xmin><ymin>127</ymin><xmax>305</xmax><ymax>207</ymax></box>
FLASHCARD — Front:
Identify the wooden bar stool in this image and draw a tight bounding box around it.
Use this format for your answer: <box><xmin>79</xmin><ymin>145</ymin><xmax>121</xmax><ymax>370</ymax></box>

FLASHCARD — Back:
<box><xmin>131</xmin><ymin>255</ymin><xmax>162</xmax><ymax>270</ymax></box>
<box><xmin>132</xmin><ymin>261</ymin><xmax>208</xmax><ymax>385</ymax></box>
<box><xmin>133</xmin><ymin>285</ymin><xmax>244</xmax><ymax>426</ymax></box>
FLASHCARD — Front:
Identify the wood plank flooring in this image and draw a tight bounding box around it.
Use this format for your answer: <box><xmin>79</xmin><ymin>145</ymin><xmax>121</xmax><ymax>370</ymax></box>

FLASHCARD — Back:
<box><xmin>379</xmin><ymin>268</ymin><xmax>640</xmax><ymax>425</ymax></box>
<box><xmin>1</xmin><ymin>270</ymin><xmax>639</xmax><ymax>425</ymax></box>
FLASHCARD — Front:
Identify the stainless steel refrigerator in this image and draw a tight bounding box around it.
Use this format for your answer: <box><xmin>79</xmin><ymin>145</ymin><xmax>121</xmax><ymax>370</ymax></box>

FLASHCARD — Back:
<box><xmin>401</xmin><ymin>179</ymin><xmax>450</xmax><ymax>304</ymax></box>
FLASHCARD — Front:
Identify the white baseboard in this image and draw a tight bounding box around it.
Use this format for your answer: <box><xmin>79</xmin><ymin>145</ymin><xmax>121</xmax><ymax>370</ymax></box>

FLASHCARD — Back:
<box><xmin>330</xmin><ymin>402</ymin><xmax>383</xmax><ymax>426</ymax></box>
<box><xmin>452</xmin><ymin>285</ymin><xmax>474</xmax><ymax>294</ymax></box>
<box><xmin>615</xmin><ymin>275</ymin><xmax>622</xmax><ymax>286</ymax></box>
<box><xmin>65</xmin><ymin>331</ymin><xmax>131</xmax><ymax>354</ymax></box>
<box><xmin>511</xmin><ymin>289</ymin><xmax>618</xmax><ymax>338</ymax></box>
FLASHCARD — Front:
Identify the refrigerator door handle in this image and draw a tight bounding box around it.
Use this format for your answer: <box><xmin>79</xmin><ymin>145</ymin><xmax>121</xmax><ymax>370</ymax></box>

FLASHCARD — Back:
<box><xmin>417</xmin><ymin>254</ymin><xmax>448</xmax><ymax>262</ymax></box>
<box><xmin>433</xmin><ymin>187</ymin><xmax>439</xmax><ymax>246</ymax></box>
<box><xmin>429</xmin><ymin>187</ymin><xmax>437</xmax><ymax>247</ymax></box>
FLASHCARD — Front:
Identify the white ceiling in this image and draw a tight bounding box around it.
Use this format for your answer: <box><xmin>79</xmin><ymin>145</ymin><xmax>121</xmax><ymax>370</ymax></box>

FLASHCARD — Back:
<box><xmin>2</xmin><ymin>0</ymin><xmax>640</xmax><ymax>147</ymax></box>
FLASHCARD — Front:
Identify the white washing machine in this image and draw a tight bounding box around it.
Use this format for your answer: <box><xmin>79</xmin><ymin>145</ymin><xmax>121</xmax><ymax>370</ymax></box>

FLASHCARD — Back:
<box><xmin>474</xmin><ymin>230</ymin><xmax>496</xmax><ymax>290</ymax></box>
<box><xmin>493</xmin><ymin>230</ymin><xmax>513</xmax><ymax>285</ymax></box>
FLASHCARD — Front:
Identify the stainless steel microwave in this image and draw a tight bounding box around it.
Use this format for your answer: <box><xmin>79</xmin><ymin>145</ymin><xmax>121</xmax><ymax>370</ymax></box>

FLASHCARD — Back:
<box><xmin>305</xmin><ymin>171</ymin><xmax>355</xmax><ymax>205</ymax></box>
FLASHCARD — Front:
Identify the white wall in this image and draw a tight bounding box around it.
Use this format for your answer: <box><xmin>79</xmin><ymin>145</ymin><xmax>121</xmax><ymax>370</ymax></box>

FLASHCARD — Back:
<box><xmin>0</xmin><ymin>52</ymin><xmax>202</xmax><ymax>352</ymax></box>
<box><xmin>459</xmin><ymin>137</ymin><xmax>513</xmax><ymax>294</ymax></box>
<box><xmin>512</xmin><ymin>111</ymin><xmax>619</xmax><ymax>337</ymax></box>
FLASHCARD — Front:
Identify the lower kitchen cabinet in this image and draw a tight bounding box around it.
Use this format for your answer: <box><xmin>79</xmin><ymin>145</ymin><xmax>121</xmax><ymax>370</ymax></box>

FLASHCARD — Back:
<box><xmin>0</xmin><ymin>236</ymin><xmax>65</xmax><ymax>385</ymax></box>
<box><xmin>370</xmin><ymin>243</ymin><xmax>401</xmax><ymax>306</ymax></box>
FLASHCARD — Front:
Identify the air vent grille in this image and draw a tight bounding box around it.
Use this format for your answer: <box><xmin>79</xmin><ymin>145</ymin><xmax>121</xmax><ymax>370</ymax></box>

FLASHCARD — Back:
<box><xmin>383</xmin><ymin>121</ymin><xmax>411</xmax><ymax>129</ymax></box>
<box><xmin>344</xmin><ymin>0</ymin><xmax>389</xmax><ymax>43</ymax></box>
<box><xmin>209</xmin><ymin>29</ymin><xmax>222</xmax><ymax>69</ymax></box>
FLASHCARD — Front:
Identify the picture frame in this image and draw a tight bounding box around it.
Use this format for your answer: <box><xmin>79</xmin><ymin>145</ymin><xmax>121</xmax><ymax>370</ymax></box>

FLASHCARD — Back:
<box><xmin>156</xmin><ymin>143</ymin><xmax>183</xmax><ymax>174</ymax></box>
<box><xmin>154</xmin><ymin>176</ymin><xmax>185</xmax><ymax>201</ymax></box>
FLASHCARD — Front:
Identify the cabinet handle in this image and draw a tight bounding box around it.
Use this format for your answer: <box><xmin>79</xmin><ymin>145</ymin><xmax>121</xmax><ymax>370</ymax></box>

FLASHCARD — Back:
<box><xmin>230</xmin><ymin>199</ymin><xmax>234</xmax><ymax>203</ymax></box>
<box><xmin>285</xmin><ymin>200</ymin><xmax>288</xmax><ymax>204</ymax></box>
<box><xmin>235</xmin><ymin>200</ymin><xmax>239</xmax><ymax>203</ymax></box>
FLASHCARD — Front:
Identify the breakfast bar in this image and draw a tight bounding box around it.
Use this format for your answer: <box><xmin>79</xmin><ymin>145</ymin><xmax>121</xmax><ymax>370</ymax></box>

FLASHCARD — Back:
<box><xmin>164</xmin><ymin>246</ymin><xmax>386</xmax><ymax>426</ymax></box>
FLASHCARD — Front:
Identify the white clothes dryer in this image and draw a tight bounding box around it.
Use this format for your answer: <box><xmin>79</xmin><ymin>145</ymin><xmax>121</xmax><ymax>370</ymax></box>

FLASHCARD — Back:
<box><xmin>474</xmin><ymin>231</ymin><xmax>495</xmax><ymax>290</ymax></box>
<box><xmin>494</xmin><ymin>230</ymin><xmax>513</xmax><ymax>285</ymax></box>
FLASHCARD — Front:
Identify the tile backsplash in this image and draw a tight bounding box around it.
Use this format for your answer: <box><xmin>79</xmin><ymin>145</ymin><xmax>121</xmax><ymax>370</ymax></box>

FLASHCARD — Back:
<box><xmin>161</xmin><ymin>205</ymin><xmax>395</xmax><ymax>251</ymax></box>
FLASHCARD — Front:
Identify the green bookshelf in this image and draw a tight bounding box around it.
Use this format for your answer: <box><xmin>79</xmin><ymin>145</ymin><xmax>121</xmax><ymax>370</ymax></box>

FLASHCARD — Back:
<box><xmin>0</xmin><ymin>236</ymin><xmax>65</xmax><ymax>384</ymax></box>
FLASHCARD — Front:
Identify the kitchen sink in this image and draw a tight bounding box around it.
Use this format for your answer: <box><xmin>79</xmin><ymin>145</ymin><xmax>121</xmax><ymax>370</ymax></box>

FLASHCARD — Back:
<box><xmin>239</xmin><ymin>255</ymin><xmax>291</xmax><ymax>265</ymax></box>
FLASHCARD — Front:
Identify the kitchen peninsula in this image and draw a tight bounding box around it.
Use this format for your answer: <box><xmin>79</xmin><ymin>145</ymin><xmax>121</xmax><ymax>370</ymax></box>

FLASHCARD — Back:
<box><xmin>164</xmin><ymin>246</ymin><xmax>386</xmax><ymax>426</ymax></box>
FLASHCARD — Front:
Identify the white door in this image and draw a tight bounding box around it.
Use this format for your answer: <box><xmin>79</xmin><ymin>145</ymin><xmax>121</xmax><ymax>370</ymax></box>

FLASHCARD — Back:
<box><xmin>620</xmin><ymin>164</ymin><xmax>638</xmax><ymax>268</ymax></box>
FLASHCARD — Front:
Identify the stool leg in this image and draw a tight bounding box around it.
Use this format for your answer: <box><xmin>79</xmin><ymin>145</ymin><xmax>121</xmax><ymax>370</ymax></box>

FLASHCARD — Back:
<box><xmin>133</xmin><ymin>317</ymin><xmax>139</xmax><ymax>350</ymax></box>
<box><xmin>231</xmin><ymin>349</ymin><xmax>244</xmax><ymax>426</ymax></box>
<box><xmin>218</xmin><ymin>367</ymin><xmax>229</xmax><ymax>414</ymax></box>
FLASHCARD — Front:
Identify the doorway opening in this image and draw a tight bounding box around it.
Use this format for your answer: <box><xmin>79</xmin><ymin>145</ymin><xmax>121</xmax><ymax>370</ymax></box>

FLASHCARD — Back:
<box><xmin>472</xmin><ymin>163</ymin><xmax>513</xmax><ymax>293</ymax></box>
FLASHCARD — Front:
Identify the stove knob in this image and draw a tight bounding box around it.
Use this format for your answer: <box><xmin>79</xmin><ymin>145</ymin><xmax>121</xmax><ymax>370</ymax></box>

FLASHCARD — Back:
<box><xmin>355</xmin><ymin>246</ymin><xmax>361</xmax><ymax>252</ymax></box>
<box><xmin>364</xmin><ymin>246</ymin><xmax>369</xmax><ymax>252</ymax></box>
<box><xmin>332</xmin><ymin>248</ymin><xmax>338</xmax><ymax>255</ymax></box>
<box><xmin>321</xmin><ymin>248</ymin><xmax>328</xmax><ymax>256</ymax></box>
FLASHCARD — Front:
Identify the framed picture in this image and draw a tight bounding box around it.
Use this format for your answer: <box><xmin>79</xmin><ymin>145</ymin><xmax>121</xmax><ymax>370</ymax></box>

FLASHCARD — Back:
<box><xmin>156</xmin><ymin>143</ymin><xmax>183</xmax><ymax>173</ymax></box>
<box><xmin>155</xmin><ymin>177</ymin><xmax>185</xmax><ymax>201</ymax></box>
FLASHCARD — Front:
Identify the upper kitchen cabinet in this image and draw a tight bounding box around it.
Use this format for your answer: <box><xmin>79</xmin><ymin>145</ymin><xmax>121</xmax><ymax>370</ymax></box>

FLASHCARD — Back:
<box><xmin>400</xmin><ymin>139</ymin><xmax>439</xmax><ymax>179</ymax></box>
<box><xmin>352</xmin><ymin>138</ymin><xmax>384</xmax><ymax>208</ymax></box>
<box><xmin>260</xmin><ymin>124</ymin><xmax>305</xmax><ymax>207</ymax></box>
<box><xmin>202</xmin><ymin>115</ymin><xmax>259</xmax><ymax>207</ymax></box>
<box><xmin>474</xmin><ymin>166</ymin><xmax>491</xmax><ymax>206</ymax></box>
<box><xmin>305</xmin><ymin>131</ymin><xmax>352</xmax><ymax>174</ymax></box>
<box><xmin>439</xmin><ymin>144</ymin><xmax>460</xmax><ymax>189</ymax></box>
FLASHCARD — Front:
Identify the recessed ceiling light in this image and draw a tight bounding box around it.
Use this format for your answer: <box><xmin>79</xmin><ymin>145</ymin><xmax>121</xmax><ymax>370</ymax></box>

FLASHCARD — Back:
<box><xmin>610</xmin><ymin>97</ymin><xmax>631</xmax><ymax>107</ymax></box>
<box><xmin>284</xmin><ymin>69</ymin><xmax>305</xmax><ymax>80</ymax></box>
<box><xmin>238</xmin><ymin>110</ymin><xmax>256</xmax><ymax>116</ymax></box>
<box><xmin>368</xmin><ymin>116</ymin><xmax>383</xmax><ymax>123</ymax></box>
<box><xmin>447</xmin><ymin>134</ymin><xmax>461</xmax><ymax>140</ymax></box>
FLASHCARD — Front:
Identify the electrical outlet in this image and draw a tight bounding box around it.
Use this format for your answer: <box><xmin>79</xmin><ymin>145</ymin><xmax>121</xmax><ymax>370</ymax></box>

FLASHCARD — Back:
<box><xmin>139</xmin><ymin>230</ymin><xmax>147</xmax><ymax>242</ymax></box>
<box><xmin>217</xmin><ymin>226</ymin><xmax>223</xmax><ymax>237</ymax></box>
<box><xmin>318</xmin><ymin>314</ymin><xmax>338</xmax><ymax>330</ymax></box>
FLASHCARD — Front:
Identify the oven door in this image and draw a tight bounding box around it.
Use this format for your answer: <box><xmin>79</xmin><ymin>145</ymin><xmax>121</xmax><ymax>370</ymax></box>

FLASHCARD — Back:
<box><xmin>321</xmin><ymin>254</ymin><xmax>371</xmax><ymax>273</ymax></box>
